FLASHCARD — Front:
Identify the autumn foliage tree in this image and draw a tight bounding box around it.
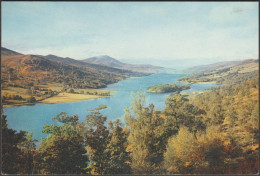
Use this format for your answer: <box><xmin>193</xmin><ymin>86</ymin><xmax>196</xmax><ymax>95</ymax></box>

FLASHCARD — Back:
<box><xmin>85</xmin><ymin>111</ymin><xmax>109</xmax><ymax>174</ymax></box>
<box><xmin>103</xmin><ymin>120</ymin><xmax>132</xmax><ymax>174</ymax></box>
<box><xmin>1</xmin><ymin>115</ymin><xmax>37</xmax><ymax>174</ymax></box>
<box><xmin>38</xmin><ymin>112</ymin><xmax>88</xmax><ymax>174</ymax></box>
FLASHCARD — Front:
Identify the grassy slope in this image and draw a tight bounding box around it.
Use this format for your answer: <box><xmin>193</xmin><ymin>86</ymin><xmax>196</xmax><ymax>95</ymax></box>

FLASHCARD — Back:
<box><xmin>2</xmin><ymin>85</ymin><xmax>116</xmax><ymax>107</ymax></box>
<box><xmin>40</xmin><ymin>92</ymin><xmax>102</xmax><ymax>104</ymax></box>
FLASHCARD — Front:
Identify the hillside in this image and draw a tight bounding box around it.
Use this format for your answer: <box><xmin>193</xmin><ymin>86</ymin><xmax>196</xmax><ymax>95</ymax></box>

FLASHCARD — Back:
<box><xmin>1</xmin><ymin>47</ymin><xmax>23</xmax><ymax>56</ymax></box>
<box><xmin>183</xmin><ymin>60</ymin><xmax>240</xmax><ymax>74</ymax></box>
<box><xmin>38</xmin><ymin>54</ymin><xmax>139</xmax><ymax>75</ymax></box>
<box><xmin>178</xmin><ymin>59</ymin><xmax>259</xmax><ymax>85</ymax></box>
<box><xmin>83</xmin><ymin>55</ymin><xmax>165</xmax><ymax>73</ymax></box>
<box><xmin>1</xmin><ymin>47</ymin><xmax>145</xmax><ymax>87</ymax></box>
<box><xmin>85</xmin><ymin>55</ymin><xmax>125</xmax><ymax>68</ymax></box>
<box><xmin>39</xmin><ymin>54</ymin><xmax>83</xmax><ymax>66</ymax></box>
<box><xmin>1</xmin><ymin>47</ymin><xmax>145</xmax><ymax>106</ymax></box>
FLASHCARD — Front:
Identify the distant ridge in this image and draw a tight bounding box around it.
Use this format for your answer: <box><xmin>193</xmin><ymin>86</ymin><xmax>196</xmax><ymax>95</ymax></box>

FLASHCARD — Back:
<box><xmin>1</xmin><ymin>47</ymin><xmax>23</xmax><ymax>56</ymax></box>
<box><xmin>83</xmin><ymin>55</ymin><xmax>165</xmax><ymax>73</ymax></box>
<box><xmin>38</xmin><ymin>54</ymin><xmax>88</xmax><ymax>67</ymax></box>
<box><xmin>178</xmin><ymin>58</ymin><xmax>259</xmax><ymax>85</ymax></box>
<box><xmin>84</xmin><ymin>55</ymin><xmax>125</xmax><ymax>68</ymax></box>
<box><xmin>184</xmin><ymin>60</ymin><xmax>240</xmax><ymax>74</ymax></box>
<box><xmin>1</xmin><ymin>47</ymin><xmax>164</xmax><ymax>74</ymax></box>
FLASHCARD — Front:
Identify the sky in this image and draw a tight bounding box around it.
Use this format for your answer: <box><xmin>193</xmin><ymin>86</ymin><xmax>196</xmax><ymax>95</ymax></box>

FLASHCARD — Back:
<box><xmin>1</xmin><ymin>2</ymin><xmax>259</xmax><ymax>68</ymax></box>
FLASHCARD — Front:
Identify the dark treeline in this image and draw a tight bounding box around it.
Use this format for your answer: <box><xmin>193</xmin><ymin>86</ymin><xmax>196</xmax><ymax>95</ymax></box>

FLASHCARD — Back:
<box><xmin>1</xmin><ymin>77</ymin><xmax>259</xmax><ymax>174</ymax></box>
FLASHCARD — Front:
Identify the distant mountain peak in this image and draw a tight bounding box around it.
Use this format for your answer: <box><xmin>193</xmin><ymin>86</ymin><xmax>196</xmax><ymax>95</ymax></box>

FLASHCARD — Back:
<box><xmin>92</xmin><ymin>55</ymin><xmax>120</xmax><ymax>61</ymax></box>
<box><xmin>83</xmin><ymin>55</ymin><xmax>123</xmax><ymax>67</ymax></box>
<box><xmin>83</xmin><ymin>55</ymin><xmax>164</xmax><ymax>73</ymax></box>
<box><xmin>46</xmin><ymin>54</ymin><xmax>56</xmax><ymax>57</ymax></box>
<box><xmin>97</xmin><ymin>55</ymin><xmax>110</xmax><ymax>58</ymax></box>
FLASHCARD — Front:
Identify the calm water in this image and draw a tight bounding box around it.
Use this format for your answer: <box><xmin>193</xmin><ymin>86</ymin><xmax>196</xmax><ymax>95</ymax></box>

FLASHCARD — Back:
<box><xmin>3</xmin><ymin>73</ymin><xmax>220</xmax><ymax>145</ymax></box>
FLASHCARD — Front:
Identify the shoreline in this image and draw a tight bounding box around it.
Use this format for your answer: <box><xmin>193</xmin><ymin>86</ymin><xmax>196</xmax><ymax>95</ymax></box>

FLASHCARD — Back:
<box><xmin>178</xmin><ymin>80</ymin><xmax>217</xmax><ymax>85</ymax></box>
<box><xmin>3</xmin><ymin>91</ymin><xmax>117</xmax><ymax>108</ymax></box>
<box><xmin>39</xmin><ymin>93</ymin><xmax>105</xmax><ymax>104</ymax></box>
<box><xmin>3</xmin><ymin>75</ymin><xmax>219</xmax><ymax>108</ymax></box>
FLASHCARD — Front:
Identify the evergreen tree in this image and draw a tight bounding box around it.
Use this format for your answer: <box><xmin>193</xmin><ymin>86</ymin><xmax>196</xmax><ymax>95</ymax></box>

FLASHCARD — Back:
<box><xmin>19</xmin><ymin>132</ymin><xmax>38</xmax><ymax>174</ymax></box>
<box><xmin>162</xmin><ymin>92</ymin><xmax>206</xmax><ymax>136</ymax></box>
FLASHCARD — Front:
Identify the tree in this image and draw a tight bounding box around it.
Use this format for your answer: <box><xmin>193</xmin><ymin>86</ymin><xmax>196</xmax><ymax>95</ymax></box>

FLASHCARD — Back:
<box><xmin>27</xmin><ymin>96</ymin><xmax>36</xmax><ymax>103</ymax></box>
<box><xmin>164</xmin><ymin>126</ymin><xmax>199</xmax><ymax>174</ymax></box>
<box><xmin>163</xmin><ymin>126</ymin><xmax>243</xmax><ymax>174</ymax></box>
<box><xmin>38</xmin><ymin>112</ymin><xmax>88</xmax><ymax>174</ymax></box>
<box><xmin>125</xmin><ymin>92</ymin><xmax>165</xmax><ymax>174</ymax></box>
<box><xmin>103</xmin><ymin>120</ymin><xmax>132</xmax><ymax>174</ymax></box>
<box><xmin>85</xmin><ymin>111</ymin><xmax>109</xmax><ymax>174</ymax></box>
<box><xmin>162</xmin><ymin>92</ymin><xmax>206</xmax><ymax>137</ymax></box>
<box><xmin>19</xmin><ymin>132</ymin><xmax>38</xmax><ymax>174</ymax></box>
<box><xmin>1</xmin><ymin>115</ymin><xmax>36</xmax><ymax>174</ymax></box>
<box><xmin>69</xmin><ymin>88</ymin><xmax>75</xmax><ymax>93</ymax></box>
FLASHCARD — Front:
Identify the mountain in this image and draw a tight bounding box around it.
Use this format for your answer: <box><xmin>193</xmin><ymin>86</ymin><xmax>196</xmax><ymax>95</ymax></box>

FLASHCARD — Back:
<box><xmin>1</xmin><ymin>47</ymin><xmax>23</xmax><ymax>56</ymax></box>
<box><xmin>1</xmin><ymin>47</ymin><xmax>144</xmax><ymax>89</ymax></box>
<box><xmin>85</xmin><ymin>55</ymin><xmax>125</xmax><ymax>68</ymax></box>
<box><xmin>83</xmin><ymin>55</ymin><xmax>165</xmax><ymax>73</ymax></box>
<box><xmin>39</xmin><ymin>54</ymin><xmax>143</xmax><ymax>75</ymax></box>
<box><xmin>39</xmin><ymin>54</ymin><xmax>82</xmax><ymax>66</ymax></box>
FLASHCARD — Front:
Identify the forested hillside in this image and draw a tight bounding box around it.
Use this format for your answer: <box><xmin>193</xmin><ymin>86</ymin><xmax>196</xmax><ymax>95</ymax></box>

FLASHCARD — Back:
<box><xmin>1</xmin><ymin>50</ymin><xmax>142</xmax><ymax>89</ymax></box>
<box><xmin>178</xmin><ymin>59</ymin><xmax>258</xmax><ymax>84</ymax></box>
<box><xmin>1</xmin><ymin>48</ymin><xmax>145</xmax><ymax>106</ymax></box>
<box><xmin>2</xmin><ymin>74</ymin><xmax>258</xmax><ymax>174</ymax></box>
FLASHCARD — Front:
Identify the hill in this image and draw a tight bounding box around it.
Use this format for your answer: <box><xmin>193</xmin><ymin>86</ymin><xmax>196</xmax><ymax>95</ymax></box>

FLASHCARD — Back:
<box><xmin>1</xmin><ymin>47</ymin><xmax>147</xmax><ymax>106</ymax></box>
<box><xmin>39</xmin><ymin>54</ymin><xmax>83</xmax><ymax>66</ymax></box>
<box><xmin>85</xmin><ymin>55</ymin><xmax>125</xmax><ymax>68</ymax></box>
<box><xmin>178</xmin><ymin>59</ymin><xmax>259</xmax><ymax>85</ymax></box>
<box><xmin>1</xmin><ymin>47</ymin><xmax>23</xmax><ymax>56</ymax></box>
<box><xmin>37</xmin><ymin>54</ymin><xmax>138</xmax><ymax>75</ymax></box>
<box><xmin>1</xmin><ymin>48</ymin><xmax>145</xmax><ymax>89</ymax></box>
<box><xmin>183</xmin><ymin>60</ymin><xmax>240</xmax><ymax>74</ymax></box>
<box><xmin>83</xmin><ymin>55</ymin><xmax>165</xmax><ymax>73</ymax></box>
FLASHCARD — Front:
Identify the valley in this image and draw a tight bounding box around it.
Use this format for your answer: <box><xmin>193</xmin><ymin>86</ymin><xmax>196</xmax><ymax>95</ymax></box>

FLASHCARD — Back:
<box><xmin>2</xmin><ymin>2</ymin><xmax>258</xmax><ymax>175</ymax></box>
<box><xmin>2</xmin><ymin>54</ymin><xmax>259</xmax><ymax>175</ymax></box>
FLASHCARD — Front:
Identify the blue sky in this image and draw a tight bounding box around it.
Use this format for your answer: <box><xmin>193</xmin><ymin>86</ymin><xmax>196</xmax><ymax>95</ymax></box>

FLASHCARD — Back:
<box><xmin>2</xmin><ymin>2</ymin><xmax>259</xmax><ymax>68</ymax></box>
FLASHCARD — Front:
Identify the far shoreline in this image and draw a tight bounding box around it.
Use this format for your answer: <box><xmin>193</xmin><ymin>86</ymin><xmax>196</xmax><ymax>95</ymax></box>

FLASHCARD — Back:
<box><xmin>3</xmin><ymin>91</ymin><xmax>117</xmax><ymax>108</ymax></box>
<box><xmin>3</xmin><ymin>75</ymin><xmax>220</xmax><ymax>109</ymax></box>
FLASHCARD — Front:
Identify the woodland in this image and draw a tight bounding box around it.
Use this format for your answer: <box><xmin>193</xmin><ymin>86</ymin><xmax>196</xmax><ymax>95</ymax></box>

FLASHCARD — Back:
<box><xmin>2</xmin><ymin>75</ymin><xmax>258</xmax><ymax>174</ymax></box>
